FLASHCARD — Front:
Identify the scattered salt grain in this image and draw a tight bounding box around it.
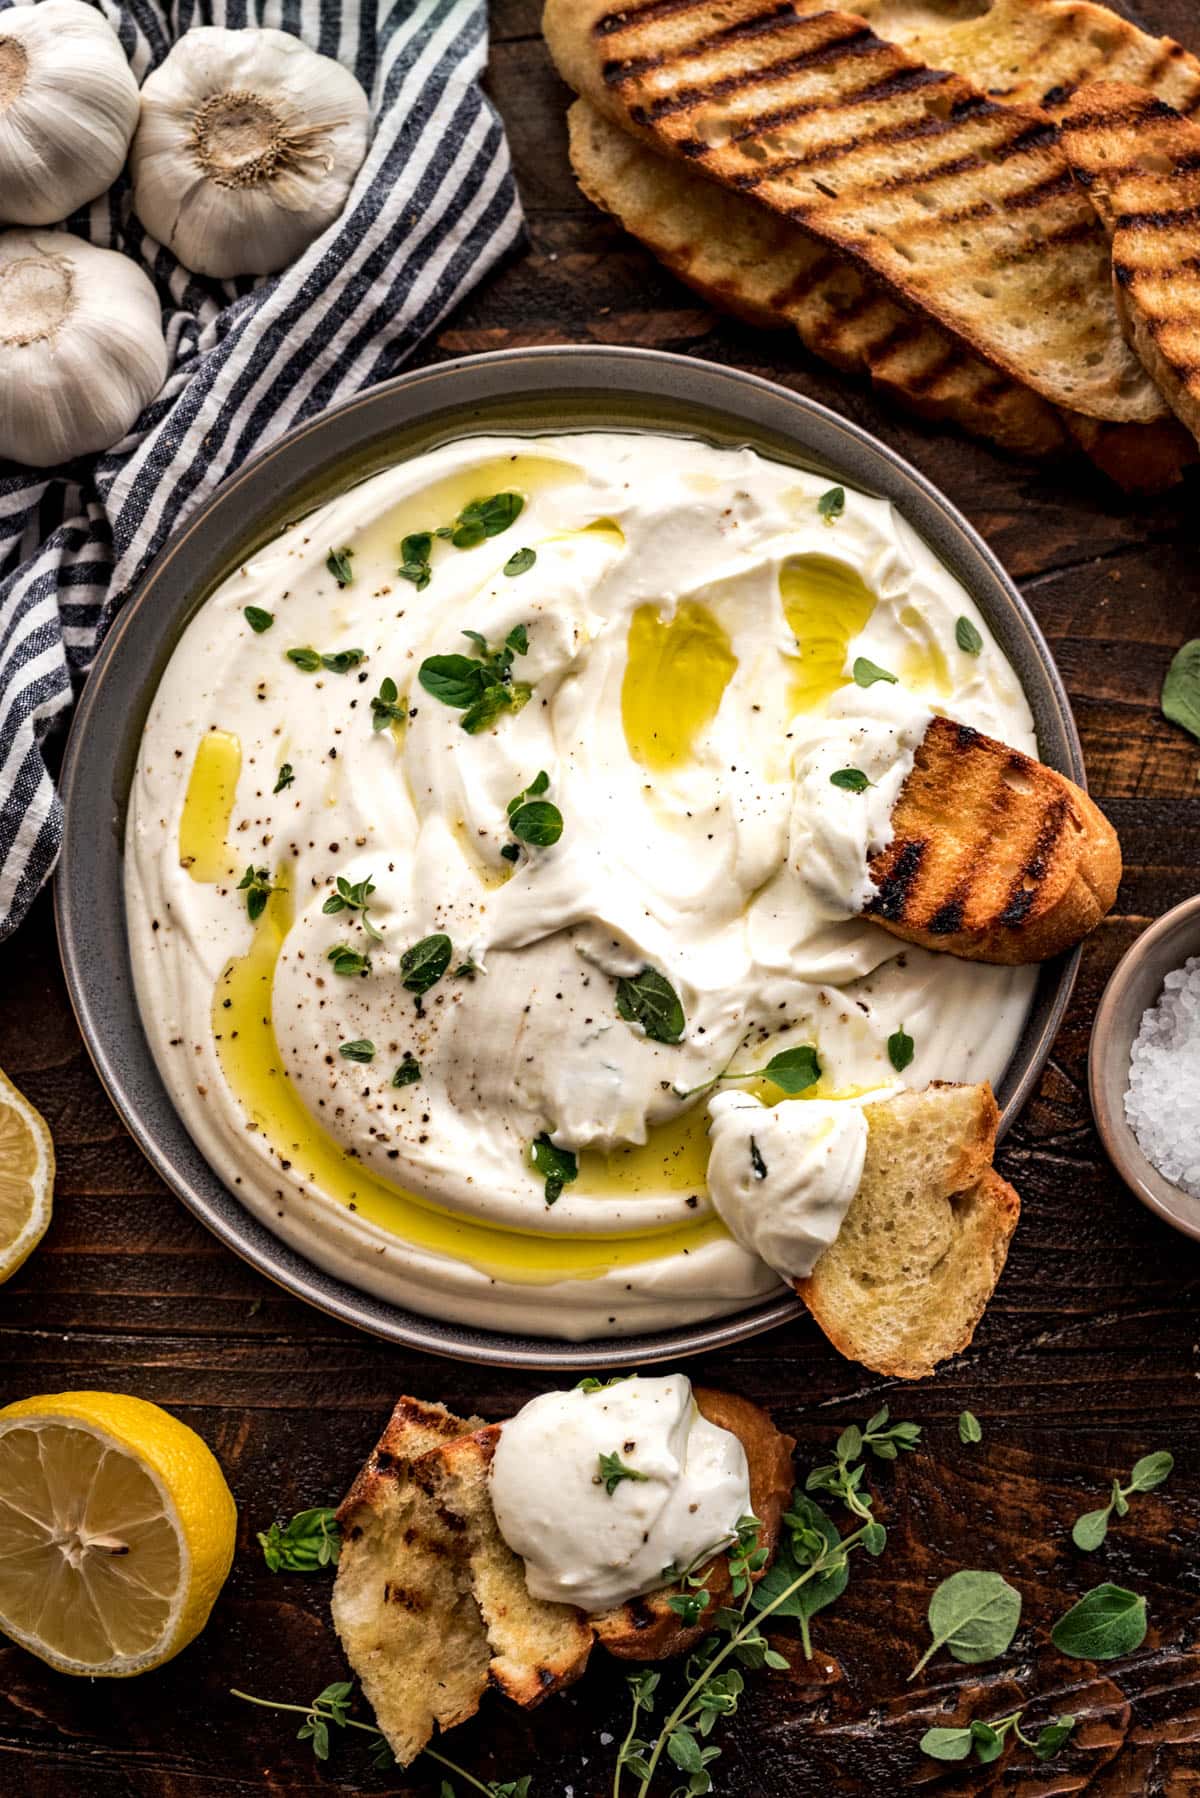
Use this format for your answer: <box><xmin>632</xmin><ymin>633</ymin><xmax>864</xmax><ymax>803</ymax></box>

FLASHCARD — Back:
<box><xmin>1125</xmin><ymin>955</ymin><xmax>1200</xmax><ymax>1196</ymax></box>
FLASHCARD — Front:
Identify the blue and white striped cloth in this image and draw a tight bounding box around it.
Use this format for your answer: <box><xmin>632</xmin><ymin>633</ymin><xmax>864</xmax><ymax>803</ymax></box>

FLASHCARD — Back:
<box><xmin>0</xmin><ymin>0</ymin><xmax>522</xmax><ymax>939</ymax></box>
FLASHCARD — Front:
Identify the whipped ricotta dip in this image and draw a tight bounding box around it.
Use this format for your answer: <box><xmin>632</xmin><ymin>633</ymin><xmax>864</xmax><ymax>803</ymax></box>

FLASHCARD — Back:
<box><xmin>489</xmin><ymin>1373</ymin><xmax>751</xmax><ymax>1612</ymax></box>
<box><xmin>126</xmin><ymin>430</ymin><xmax>1038</xmax><ymax>1337</ymax></box>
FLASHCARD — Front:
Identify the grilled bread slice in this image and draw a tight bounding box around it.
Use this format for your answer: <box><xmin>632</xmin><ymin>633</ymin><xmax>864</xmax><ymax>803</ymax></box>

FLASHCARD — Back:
<box><xmin>797</xmin><ymin>1081</ymin><xmax>1018</xmax><ymax>1379</ymax></box>
<box><xmin>836</xmin><ymin>0</ymin><xmax>1200</xmax><ymax>121</ymax></box>
<box><xmin>592</xmin><ymin>1388</ymin><xmax>796</xmax><ymax>1661</ymax></box>
<box><xmin>412</xmin><ymin>1426</ymin><xmax>594</xmax><ymax>1706</ymax></box>
<box><xmin>567</xmin><ymin>99</ymin><xmax>1194</xmax><ymax>489</ymax></box>
<box><xmin>543</xmin><ymin>0</ymin><xmax>1166</xmax><ymax>423</ymax></box>
<box><xmin>568</xmin><ymin>98</ymin><xmax>1067</xmax><ymax>458</ymax></box>
<box><xmin>865</xmin><ymin>715</ymin><xmax>1120</xmax><ymax>964</ymax></box>
<box><xmin>333</xmin><ymin>1397</ymin><xmax>491</xmax><ymax>1767</ymax></box>
<box><xmin>1061</xmin><ymin>82</ymin><xmax>1200</xmax><ymax>448</ymax></box>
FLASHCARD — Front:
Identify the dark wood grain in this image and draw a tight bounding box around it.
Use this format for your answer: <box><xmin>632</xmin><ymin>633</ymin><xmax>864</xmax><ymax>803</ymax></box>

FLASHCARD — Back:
<box><xmin>3</xmin><ymin>3</ymin><xmax>1200</xmax><ymax>1793</ymax></box>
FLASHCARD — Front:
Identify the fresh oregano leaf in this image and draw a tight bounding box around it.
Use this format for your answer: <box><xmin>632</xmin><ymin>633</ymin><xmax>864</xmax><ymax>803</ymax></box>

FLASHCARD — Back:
<box><xmin>245</xmin><ymin>605</ymin><xmax>274</xmax><ymax>633</ymax></box>
<box><xmin>919</xmin><ymin>1725</ymin><xmax>974</xmax><ymax>1763</ymax></box>
<box><xmin>830</xmin><ymin>768</ymin><xmax>871</xmax><ymax>792</ymax></box>
<box><xmin>1129</xmin><ymin>1451</ymin><xmax>1174</xmax><ymax>1492</ymax></box>
<box><xmin>1072</xmin><ymin>1506</ymin><xmax>1112</xmax><ymax>1552</ymax></box>
<box><xmin>852</xmin><ymin>656</ymin><xmax>898</xmax><ymax>688</ymax></box>
<box><xmin>531</xmin><ymin>1133</ymin><xmax>577</xmax><ymax>1205</ymax></box>
<box><xmin>509</xmin><ymin>799</ymin><xmax>563</xmax><ymax>847</ymax></box>
<box><xmin>392</xmin><ymin>1053</ymin><xmax>420</xmax><ymax>1087</ymax></box>
<box><xmin>504</xmin><ymin>547</ymin><xmax>536</xmax><ymax>577</ymax></box>
<box><xmin>339</xmin><ymin>1039</ymin><xmax>375</xmax><ymax>1063</ymax></box>
<box><xmin>910</xmin><ymin>1569</ymin><xmax>1021</xmax><ymax>1677</ymax></box>
<box><xmin>887</xmin><ymin>1026</ymin><xmax>914</xmax><ymax>1073</ymax></box>
<box><xmin>616</xmin><ymin>966</ymin><xmax>686</xmax><ymax>1044</ymax></box>
<box><xmin>817</xmin><ymin>486</ymin><xmax>845</xmax><ymax>520</ymax></box>
<box><xmin>958</xmin><ymin>1410</ymin><xmax>983</xmax><ymax>1445</ymax></box>
<box><xmin>1051</xmin><ymin>1583</ymin><xmax>1147</xmax><ymax>1661</ymax></box>
<box><xmin>418</xmin><ymin>654</ymin><xmax>485</xmax><ymax>708</ymax></box>
<box><xmin>1162</xmin><ymin>639</ymin><xmax>1200</xmax><ymax>743</ymax></box>
<box><xmin>761</xmin><ymin>1045</ymin><xmax>821</xmax><ymax>1095</ymax></box>
<box><xmin>955</xmin><ymin>616</ymin><xmax>984</xmax><ymax>655</ymax></box>
<box><xmin>286</xmin><ymin>646</ymin><xmax>322</xmax><ymax>672</ymax></box>
<box><xmin>400</xmin><ymin>933</ymin><xmax>452</xmax><ymax>995</ymax></box>
<box><xmin>1034</xmin><ymin>1716</ymin><xmax>1077</xmax><ymax>1760</ymax></box>
<box><xmin>326</xmin><ymin>547</ymin><xmax>354</xmax><ymax>586</ymax></box>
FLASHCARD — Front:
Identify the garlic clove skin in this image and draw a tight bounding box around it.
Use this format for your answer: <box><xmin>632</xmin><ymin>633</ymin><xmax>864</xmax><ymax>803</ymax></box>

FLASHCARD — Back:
<box><xmin>0</xmin><ymin>0</ymin><xmax>140</xmax><ymax>228</ymax></box>
<box><xmin>0</xmin><ymin>230</ymin><xmax>168</xmax><ymax>468</ymax></box>
<box><xmin>130</xmin><ymin>27</ymin><xmax>371</xmax><ymax>280</ymax></box>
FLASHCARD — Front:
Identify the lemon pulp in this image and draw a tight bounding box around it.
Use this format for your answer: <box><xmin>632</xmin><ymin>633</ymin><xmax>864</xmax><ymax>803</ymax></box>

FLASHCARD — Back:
<box><xmin>0</xmin><ymin>1067</ymin><xmax>53</xmax><ymax>1283</ymax></box>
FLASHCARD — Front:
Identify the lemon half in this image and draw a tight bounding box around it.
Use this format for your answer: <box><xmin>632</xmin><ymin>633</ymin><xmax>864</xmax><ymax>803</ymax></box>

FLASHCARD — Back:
<box><xmin>0</xmin><ymin>1391</ymin><xmax>237</xmax><ymax>1675</ymax></box>
<box><xmin>0</xmin><ymin>1065</ymin><xmax>54</xmax><ymax>1282</ymax></box>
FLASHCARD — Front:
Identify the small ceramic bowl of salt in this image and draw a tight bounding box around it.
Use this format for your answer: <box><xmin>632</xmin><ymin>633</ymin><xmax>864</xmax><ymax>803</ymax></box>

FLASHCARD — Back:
<box><xmin>1090</xmin><ymin>894</ymin><xmax>1200</xmax><ymax>1238</ymax></box>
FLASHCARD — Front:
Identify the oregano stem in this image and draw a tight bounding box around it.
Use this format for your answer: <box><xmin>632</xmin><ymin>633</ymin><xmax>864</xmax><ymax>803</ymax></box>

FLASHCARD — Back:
<box><xmin>632</xmin><ymin>1526</ymin><xmax>869</xmax><ymax>1798</ymax></box>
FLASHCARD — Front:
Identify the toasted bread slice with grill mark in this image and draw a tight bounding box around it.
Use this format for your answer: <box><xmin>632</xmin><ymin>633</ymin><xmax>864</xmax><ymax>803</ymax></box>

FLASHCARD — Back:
<box><xmin>567</xmin><ymin>97</ymin><xmax>1195</xmax><ymax>487</ymax></box>
<box><xmin>866</xmin><ymin>714</ymin><xmax>1120</xmax><ymax>963</ymax></box>
<box><xmin>1061</xmin><ymin>82</ymin><xmax>1200</xmax><ymax>448</ymax></box>
<box><xmin>333</xmin><ymin>1397</ymin><xmax>491</xmax><ymax>1768</ymax></box>
<box><xmin>833</xmin><ymin>0</ymin><xmax>1200</xmax><ymax>121</ymax></box>
<box><xmin>797</xmin><ymin>1082</ymin><xmax>1018</xmax><ymax>1379</ymax></box>
<box><xmin>543</xmin><ymin>0</ymin><xmax>1165</xmax><ymax>423</ymax></box>
<box><xmin>569</xmin><ymin>97</ymin><xmax>1067</xmax><ymax>456</ymax></box>
<box><xmin>592</xmin><ymin>1388</ymin><xmax>796</xmax><ymax>1661</ymax></box>
<box><xmin>412</xmin><ymin>1426</ymin><xmax>594</xmax><ymax>1706</ymax></box>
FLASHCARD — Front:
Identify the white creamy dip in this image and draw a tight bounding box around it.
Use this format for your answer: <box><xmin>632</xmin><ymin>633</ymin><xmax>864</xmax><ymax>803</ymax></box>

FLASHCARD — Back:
<box><xmin>706</xmin><ymin>1090</ymin><xmax>869</xmax><ymax>1279</ymax></box>
<box><xmin>488</xmin><ymin>1374</ymin><xmax>751</xmax><ymax>1612</ymax></box>
<box><xmin>125</xmin><ymin>431</ymin><xmax>1037</xmax><ymax>1337</ymax></box>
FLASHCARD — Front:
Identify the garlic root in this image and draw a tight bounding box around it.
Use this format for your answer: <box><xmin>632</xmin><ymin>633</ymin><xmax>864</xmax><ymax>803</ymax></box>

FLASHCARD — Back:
<box><xmin>0</xmin><ymin>231</ymin><xmax>168</xmax><ymax>468</ymax></box>
<box><xmin>131</xmin><ymin>27</ymin><xmax>371</xmax><ymax>279</ymax></box>
<box><xmin>0</xmin><ymin>0</ymin><xmax>140</xmax><ymax>228</ymax></box>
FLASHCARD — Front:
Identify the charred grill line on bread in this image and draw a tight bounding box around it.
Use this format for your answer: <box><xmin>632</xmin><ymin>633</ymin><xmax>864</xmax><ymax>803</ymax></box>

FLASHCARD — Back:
<box><xmin>566</xmin><ymin>98</ymin><xmax>1195</xmax><ymax>485</ymax></box>
<box><xmin>545</xmin><ymin>0</ymin><xmax>1168</xmax><ymax>422</ymax></box>
<box><xmin>864</xmin><ymin>714</ymin><xmax>1121</xmax><ymax>965</ymax></box>
<box><xmin>1062</xmin><ymin>81</ymin><xmax>1200</xmax><ymax>447</ymax></box>
<box><xmin>832</xmin><ymin>0</ymin><xmax>1200</xmax><ymax>123</ymax></box>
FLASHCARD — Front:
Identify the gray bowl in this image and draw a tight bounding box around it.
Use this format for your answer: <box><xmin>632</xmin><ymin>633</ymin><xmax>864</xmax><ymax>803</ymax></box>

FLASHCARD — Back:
<box><xmin>1089</xmin><ymin>895</ymin><xmax>1200</xmax><ymax>1239</ymax></box>
<box><xmin>55</xmin><ymin>345</ymin><xmax>1084</xmax><ymax>1369</ymax></box>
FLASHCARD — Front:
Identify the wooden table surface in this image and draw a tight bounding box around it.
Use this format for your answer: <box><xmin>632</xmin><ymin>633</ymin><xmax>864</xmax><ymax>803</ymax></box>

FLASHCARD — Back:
<box><xmin>4</xmin><ymin>3</ymin><xmax>1200</xmax><ymax>1793</ymax></box>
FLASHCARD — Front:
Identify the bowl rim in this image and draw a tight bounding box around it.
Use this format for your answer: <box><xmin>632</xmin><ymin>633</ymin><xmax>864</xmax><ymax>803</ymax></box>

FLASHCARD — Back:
<box><xmin>1088</xmin><ymin>893</ymin><xmax>1200</xmax><ymax>1241</ymax></box>
<box><xmin>55</xmin><ymin>343</ymin><xmax>1083</xmax><ymax>1369</ymax></box>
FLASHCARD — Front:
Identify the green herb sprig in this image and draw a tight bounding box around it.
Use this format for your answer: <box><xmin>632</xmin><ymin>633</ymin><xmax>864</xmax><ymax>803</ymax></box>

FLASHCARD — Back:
<box><xmin>237</xmin><ymin>866</ymin><xmax>277</xmax><ymax>922</ymax></box>
<box><xmin>616</xmin><ymin>966</ymin><xmax>686</xmax><ymax>1045</ymax></box>
<box><xmin>273</xmin><ymin>763</ymin><xmax>295</xmax><ymax>793</ymax></box>
<box><xmin>909</xmin><ymin>1569</ymin><xmax>1022</xmax><ymax>1679</ymax></box>
<box><xmin>598</xmin><ymin>1452</ymin><xmax>649</xmax><ymax>1497</ymax></box>
<box><xmin>399</xmin><ymin>532</ymin><xmax>432</xmax><ymax>590</ymax></box>
<box><xmin>1071</xmin><ymin>1451</ymin><xmax>1173</xmax><ymax>1551</ymax></box>
<box><xmin>230</xmin><ymin>1684</ymin><xmax>528</xmax><ymax>1793</ymax></box>
<box><xmin>530</xmin><ymin>1132</ymin><xmax>577</xmax><ymax>1205</ymax></box>
<box><xmin>852</xmin><ymin>656</ymin><xmax>898</xmax><ymax>688</ymax></box>
<box><xmin>922</xmin><ymin>1707</ymin><xmax>1075</xmax><ymax>1767</ymax></box>
<box><xmin>327</xmin><ymin>943</ymin><xmax>371</xmax><ymax>977</ymax></box>
<box><xmin>806</xmin><ymin>1406</ymin><xmax>923</xmax><ymax>1524</ymax></box>
<box><xmin>675</xmin><ymin>1045</ymin><xmax>821</xmax><ymax>1102</ymax></box>
<box><xmin>286</xmin><ymin>645</ymin><xmax>365</xmax><ymax>675</ymax></box>
<box><xmin>257</xmin><ymin>1507</ymin><xmax>341</xmax><ymax>1573</ymax></box>
<box><xmin>1051</xmin><ymin>1582</ymin><xmax>1148</xmax><ymax>1660</ymax></box>
<box><xmin>505</xmin><ymin>771</ymin><xmax>564</xmax><ymax>850</ymax></box>
<box><xmin>438</xmin><ymin>491</ymin><xmax>524</xmax><ymax>549</ymax></box>
<box><xmin>322</xmin><ymin>873</ymin><xmax>383</xmax><ymax>941</ymax></box>
<box><xmin>371</xmin><ymin>676</ymin><xmax>406</xmax><ymax>732</ymax></box>
<box><xmin>419</xmin><ymin>624</ymin><xmax>532</xmax><ymax>734</ymax></box>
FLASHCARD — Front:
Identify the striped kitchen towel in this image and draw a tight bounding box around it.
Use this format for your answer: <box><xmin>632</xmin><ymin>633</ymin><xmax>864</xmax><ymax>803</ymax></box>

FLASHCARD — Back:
<box><xmin>0</xmin><ymin>0</ymin><xmax>522</xmax><ymax>940</ymax></box>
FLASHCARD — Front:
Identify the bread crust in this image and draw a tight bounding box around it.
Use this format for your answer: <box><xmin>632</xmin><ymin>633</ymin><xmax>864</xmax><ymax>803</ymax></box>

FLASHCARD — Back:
<box><xmin>593</xmin><ymin>1388</ymin><xmax>796</xmax><ymax>1661</ymax></box>
<box><xmin>797</xmin><ymin>1083</ymin><xmax>1020</xmax><ymax>1379</ymax></box>
<box><xmin>867</xmin><ymin>716</ymin><xmax>1121</xmax><ymax>964</ymax></box>
<box><xmin>543</xmin><ymin>0</ymin><xmax>1164</xmax><ymax>423</ymax></box>
<box><xmin>1061</xmin><ymin>81</ymin><xmax>1200</xmax><ymax>450</ymax></box>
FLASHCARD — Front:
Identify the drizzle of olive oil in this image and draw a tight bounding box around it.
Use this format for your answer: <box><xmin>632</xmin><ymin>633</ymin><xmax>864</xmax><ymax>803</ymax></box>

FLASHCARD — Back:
<box><xmin>576</xmin><ymin>1104</ymin><xmax>710</xmax><ymax>1197</ymax></box>
<box><xmin>211</xmin><ymin>891</ymin><xmax>728</xmax><ymax>1282</ymax></box>
<box><xmin>179</xmin><ymin>729</ymin><xmax>241</xmax><ymax>881</ymax></box>
<box><xmin>347</xmin><ymin>455</ymin><xmax>581</xmax><ymax>570</ymax></box>
<box><xmin>780</xmin><ymin>555</ymin><xmax>877</xmax><ymax>711</ymax></box>
<box><xmin>622</xmin><ymin>601</ymin><xmax>737</xmax><ymax>771</ymax></box>
<box><xmin>898</xmin><ymin>604</ymin><xmax>952</xmax><ymax>697</ymax></box>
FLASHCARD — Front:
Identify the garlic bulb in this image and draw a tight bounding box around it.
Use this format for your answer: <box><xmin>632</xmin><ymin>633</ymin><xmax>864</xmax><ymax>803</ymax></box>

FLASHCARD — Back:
<box><xmin>0</xmin><ymin>230</ymin><xmax>168</xmax><ymax>467</ymax></box>
<box><xmin>130</xmin><ymin>28</ymin><xmax>371</xmax><ymax>280</ymax></box>
<box><xmin>0</xmin><ymin>0</ymin><xmax>139</xmax><ymax>227</ymax></box>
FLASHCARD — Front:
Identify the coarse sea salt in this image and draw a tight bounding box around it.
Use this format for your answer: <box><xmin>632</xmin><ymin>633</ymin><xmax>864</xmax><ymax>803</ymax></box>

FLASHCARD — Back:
<box><xmin>1125</xmin><ymin>955</ymin><xmax>1200</xmax><ymax>1196</ymax></box>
